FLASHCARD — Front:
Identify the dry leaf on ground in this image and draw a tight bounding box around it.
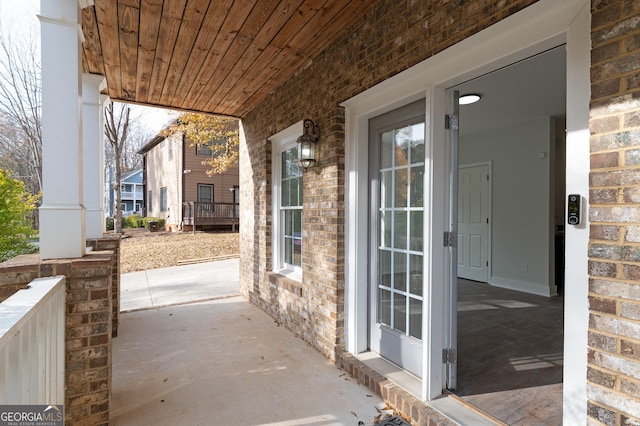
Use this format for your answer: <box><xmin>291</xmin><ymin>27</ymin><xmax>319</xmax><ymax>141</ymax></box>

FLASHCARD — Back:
<box><xmin>119</xmin><ymin>228</ymin><xmax>239</xmax><ymax>273</ymax></box>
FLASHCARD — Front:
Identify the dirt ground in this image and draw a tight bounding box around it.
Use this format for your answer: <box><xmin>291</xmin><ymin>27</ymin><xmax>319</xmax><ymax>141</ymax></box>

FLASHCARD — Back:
<box><xmin>118</xmin><ymin>228</ymin><xmax>239</xmax><ymax>273</ymax></box>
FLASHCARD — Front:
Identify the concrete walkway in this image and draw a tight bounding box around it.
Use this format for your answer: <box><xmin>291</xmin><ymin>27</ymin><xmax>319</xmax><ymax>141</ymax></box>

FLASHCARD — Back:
<box><xmin>120</xmin><ymin>259</ymin><xmax>240</xmax><ymax>311</ymax></box>
<box><xmin>113</xmin><ymin>260</ymin><xmax>386</xmax><ymax>425</ymax></box>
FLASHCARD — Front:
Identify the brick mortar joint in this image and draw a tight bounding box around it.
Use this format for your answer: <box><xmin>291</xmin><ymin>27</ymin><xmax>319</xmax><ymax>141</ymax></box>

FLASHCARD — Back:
<box><xmin>590</xmin><ymin>275</ymin><xmax>640</xmax><ymax>285</ymax></box>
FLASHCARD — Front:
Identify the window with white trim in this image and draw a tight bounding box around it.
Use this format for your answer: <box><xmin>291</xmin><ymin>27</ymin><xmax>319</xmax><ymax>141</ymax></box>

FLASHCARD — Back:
<box><xmin>271</xmin><ymin>123</ymin><xmax>304</xmax><ymax>280</ymax></box>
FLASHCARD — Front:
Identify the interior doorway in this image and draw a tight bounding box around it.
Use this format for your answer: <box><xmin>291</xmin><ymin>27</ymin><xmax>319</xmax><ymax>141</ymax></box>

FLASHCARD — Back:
<box><xmin>457</xmin><ymin>162</ymin><xmax>491</xmax><ymax>283</ymax></box>
<box><xmin>447</xmin><ymin>46</ymin><xmax>567</xmax><ymax>424</ymax></box>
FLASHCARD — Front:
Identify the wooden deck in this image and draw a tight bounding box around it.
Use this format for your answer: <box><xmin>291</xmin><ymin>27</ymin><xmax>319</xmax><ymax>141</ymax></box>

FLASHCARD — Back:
<box><xmin>182</xmin><ymin>202</ymin><xmax>239</xmax><ymax>232</ymax></box>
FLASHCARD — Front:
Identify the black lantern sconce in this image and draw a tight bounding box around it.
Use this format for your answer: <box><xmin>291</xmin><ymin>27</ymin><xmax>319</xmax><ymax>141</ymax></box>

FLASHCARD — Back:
<box><xmin>296</xmin><ymin>119</ymin><xmax>320</xmax><ymax>171</ymax></box>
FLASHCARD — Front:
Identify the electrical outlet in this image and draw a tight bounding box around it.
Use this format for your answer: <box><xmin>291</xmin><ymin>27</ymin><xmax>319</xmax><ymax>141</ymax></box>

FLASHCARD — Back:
<box><xmin>521</xmin><ymin>263</ymin><xmax>528</xmax><ymax>273</ymax></box>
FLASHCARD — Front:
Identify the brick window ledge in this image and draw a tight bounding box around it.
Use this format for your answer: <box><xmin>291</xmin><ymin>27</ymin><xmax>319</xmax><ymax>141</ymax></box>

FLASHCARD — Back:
<box><xmin>266</xmin><ymin>272</ymin><xmax>303</xmax><ymax>297</ymax></box>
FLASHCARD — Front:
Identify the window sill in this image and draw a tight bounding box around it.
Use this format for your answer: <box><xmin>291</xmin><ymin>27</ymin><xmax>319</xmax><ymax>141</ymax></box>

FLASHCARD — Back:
<box><xmin>266</xmin><ymin>272</ymin><xmax>303</xmax><ymax>297</ymax></box>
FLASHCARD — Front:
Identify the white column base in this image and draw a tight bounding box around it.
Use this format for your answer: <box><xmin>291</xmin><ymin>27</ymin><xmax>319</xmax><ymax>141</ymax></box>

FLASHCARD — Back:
<box><xmin>85</xmin><ymin>208</ymin><xmax>104</xmax><ymax>239</ymax></box>
<box><xmin>39</xmin><ymin>205</ymin><xmax>86</xmax><ymax>259</ymax></box>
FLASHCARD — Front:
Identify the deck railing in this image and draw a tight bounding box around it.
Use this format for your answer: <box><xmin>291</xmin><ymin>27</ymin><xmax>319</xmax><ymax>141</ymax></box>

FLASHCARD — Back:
<box><xmin>0</xmin><ymin>276</ymin><xmax>65</xmax><ymax>404</ymax></box>
<box><xmin>182</xmin><ymin>202</ymin><xmax>239</xmax><ymax>231</ymax></box>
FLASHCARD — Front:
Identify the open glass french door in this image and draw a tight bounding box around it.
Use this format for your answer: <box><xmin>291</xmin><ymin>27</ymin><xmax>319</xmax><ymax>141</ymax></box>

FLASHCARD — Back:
<box><xmin>369</xmin><ymin>99</ymin><xmax>426</xmax><ymax>377</ymax></box>
<box><xmin>444</xmin><ymin>90</ymin><xmax>460</xmax><ymax>389</ymax></box>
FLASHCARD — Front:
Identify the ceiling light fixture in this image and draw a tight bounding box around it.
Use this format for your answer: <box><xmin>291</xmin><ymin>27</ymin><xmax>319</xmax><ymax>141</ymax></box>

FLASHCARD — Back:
<box><xmin>459</xmin><ymin>94</ymin><xmax>481</xmax><ymax>105</ymax></box>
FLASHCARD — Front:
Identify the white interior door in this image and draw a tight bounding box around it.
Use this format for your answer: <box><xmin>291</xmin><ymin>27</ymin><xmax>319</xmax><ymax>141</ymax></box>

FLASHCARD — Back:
<box><xmin>457</xmin><ymin>163</ymin><xmax>490</xmax><ymax>282</ymax></box>
<box><xmin>369</xmin><ymin>100</ymin><xmax>425</xmax><ymax>377</ymax></box>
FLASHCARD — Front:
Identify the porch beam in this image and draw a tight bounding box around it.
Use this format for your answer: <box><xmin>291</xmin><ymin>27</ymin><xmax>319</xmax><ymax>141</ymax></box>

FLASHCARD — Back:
<box><xmin>38</xmin><ymin>0</ymin><xmax>85</xmax><ymax>259</ymax></box>
<box><xmin>82</xmin><ymin>74</ymin><xmax>108</xmax><ymax>239</ymax></box>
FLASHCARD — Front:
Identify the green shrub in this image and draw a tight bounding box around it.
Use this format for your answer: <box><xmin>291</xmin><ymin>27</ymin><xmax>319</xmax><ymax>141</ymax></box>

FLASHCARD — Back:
<box><xmin>106</xmin><ymin>217</ymin><xmax>114</xmax><ymax>231</ymax></box>
<box><xmin>121</xmin><ymin>215</ymin><xmax>165</xmax><ymax>230</ymax></box>
<box><xmin>0</xmin><ymin>170</ymin><xmax>39</xmax><ymax>262</ymax></box>
<box><xmin>124</xmin><ymin>214</ymin><xmax>144</xmax><ymax>228</ymax></box>
<box><xmin>142</xmin><ymin>217</ymin><xmax>165</xmax><ymax>229</ymax></box>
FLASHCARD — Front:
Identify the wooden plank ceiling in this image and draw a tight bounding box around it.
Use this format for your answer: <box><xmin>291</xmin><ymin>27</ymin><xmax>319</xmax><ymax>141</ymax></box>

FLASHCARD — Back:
<box><xmin>81</xmin><ymin>0</ymin><xmax>380</xmax><ymax>118</ymax></box>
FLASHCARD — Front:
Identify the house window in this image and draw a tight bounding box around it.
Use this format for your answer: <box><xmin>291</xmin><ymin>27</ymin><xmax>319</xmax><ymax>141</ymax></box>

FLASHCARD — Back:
<box><xmin>148</xmin><ymin>190</ymin><xmax>152</xmax><ymax>212</ymax></box>
<box><xmin>271</xmin><ymin>123</ymin><xmax>304</xmax><ymax>279</ymax></box>
<box><xmin>168</xmin><ymin>141</ymin><xmax>173</xmax><ymax>161</ymax></box>
<box><xmin>198</xmin><ymin>184</ymin><xmax>214</xmax><ymax>203</ymax></box>
<box><xmin>280</xmin><ymin>147</ymin><xmax>303</xmax><ymax>272</ymax></box>
<box><xmin>196</xmin><ymin>143</ymin><xmax>213</xmax><ymax>156</ymax></box>
<box><xmin>160</xmin><ymin>187</ymin><xmax>167</xmax><ymax>212</ymax></box>
<box><xmin>196</xmin><ymin>137</ymin><xmax>227</xmax><ymax>156</ymax></box>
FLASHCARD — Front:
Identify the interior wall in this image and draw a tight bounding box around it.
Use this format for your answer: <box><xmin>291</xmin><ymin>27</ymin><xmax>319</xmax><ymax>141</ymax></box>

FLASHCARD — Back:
<box><xmin>554</xmin><ymin>117</ymin><xmax>567</xmax><ymax>227</ymax></box>
<box><xmin>459</xmin><ymin>116</ymin><xmax>555</xmax><ymax>296</ymax></box>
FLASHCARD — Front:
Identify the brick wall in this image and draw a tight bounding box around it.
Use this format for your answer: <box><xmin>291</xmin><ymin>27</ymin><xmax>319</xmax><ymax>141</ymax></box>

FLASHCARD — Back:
<box><xmin>0</xmin><ymin>252</ymin><xmax>114</xmax><ymax>426</ymax></box>
<box><xmin>239</xmin><ymin>0</ymin><xmax>537</xmax><ymax>372</ymax></box>
<box><xmin>87</xmin><ymin>236</ymin><xmax>121</xmax><ymax>337</ymax></box>
<box><xmin>240</xmin><ymin>0</ymin><xmax>640</xmax><ymax>423</ymax></box>
<box><xmin>588</xmin><ymin>1</ymin><xmax>640</xmax><ymax>424</ymax></box>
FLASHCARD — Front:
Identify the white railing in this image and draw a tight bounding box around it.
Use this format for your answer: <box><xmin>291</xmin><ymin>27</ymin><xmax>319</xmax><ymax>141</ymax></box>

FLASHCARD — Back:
<box><xmin>120</xmin><ymin>191</ymin><xmax>143</xmax><ymax>199</ymax></box>
<box><xmin>0</xmin><ymin>276</ymin><xmax>65</xmax><ymax>404</ymax></box>
<box><xmin>122</xmin><ymin>209</ymin><xmax>143</xmax><ymax>217</ymax></box>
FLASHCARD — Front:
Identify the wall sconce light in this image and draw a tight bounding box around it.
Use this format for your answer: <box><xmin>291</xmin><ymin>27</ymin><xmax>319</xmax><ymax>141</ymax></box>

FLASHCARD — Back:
<box><xmin>296</xmin><ymin>119</ymin><xmax>320</xmax><ymax>171</ymax></box>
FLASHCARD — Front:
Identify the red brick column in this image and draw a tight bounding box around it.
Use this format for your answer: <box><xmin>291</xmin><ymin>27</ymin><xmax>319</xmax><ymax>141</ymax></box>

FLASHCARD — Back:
<box><xmin>0</xmin><ymin>251</ymin><xmax>114</xmax><ymax>426</ymax></box>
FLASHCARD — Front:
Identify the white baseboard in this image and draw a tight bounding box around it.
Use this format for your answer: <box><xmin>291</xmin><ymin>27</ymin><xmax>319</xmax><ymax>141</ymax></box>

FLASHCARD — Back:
<box><xmin>488</xmin><ymin>276</ymin><xmax>557</xmax><ymax>297</ymax></box>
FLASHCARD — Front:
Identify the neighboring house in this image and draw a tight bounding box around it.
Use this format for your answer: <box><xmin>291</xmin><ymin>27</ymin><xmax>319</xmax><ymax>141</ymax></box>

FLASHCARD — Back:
<box><xmin>138</xmin><ymin>126</ymin><xmax>239</xmax><ymax>232</ymax></box>
<box><xmin>105</xmin><ymin>168</ymin><xmax>144</xmax><ymax>218</ymax></box>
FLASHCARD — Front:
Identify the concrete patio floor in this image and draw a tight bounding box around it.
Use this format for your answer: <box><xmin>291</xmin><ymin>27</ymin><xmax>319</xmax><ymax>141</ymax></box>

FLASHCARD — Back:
<box><xmin>112</xmin><ymin>261</ymin><xmax>387</xmax><ymax>425</ymax></box>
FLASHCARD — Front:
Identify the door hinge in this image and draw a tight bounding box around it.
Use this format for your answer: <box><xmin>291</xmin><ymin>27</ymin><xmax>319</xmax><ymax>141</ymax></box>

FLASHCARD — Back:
<box><xmin>443</xmin><ymin>348</ymin><xmax>457</xmax><ymax>364</ymax></box>
<box><xmin>445</xmin><ymin>114</ymin><xmax>459</xmax><ymax>131</ymax></box>
<box><xmin>443</xmin><ymin>231</ymin><xmax>457</xmax><ymax>247</ymax></box>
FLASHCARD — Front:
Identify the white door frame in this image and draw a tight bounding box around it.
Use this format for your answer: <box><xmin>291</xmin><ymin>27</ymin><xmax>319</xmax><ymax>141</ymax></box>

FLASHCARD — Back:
<box><xmin>342</xmin><ymin>0</ymin><xmax>589</xmax><ymax>420</ymax></box>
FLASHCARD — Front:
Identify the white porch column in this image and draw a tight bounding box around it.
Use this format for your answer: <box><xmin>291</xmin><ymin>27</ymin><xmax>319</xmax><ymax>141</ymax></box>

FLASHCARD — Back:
<box><xmin>82</xmin><ymin>74</ymin><xmax>107</xmax><ymax>239</ymax></box>
<box><xmin>38</xmin><ymin>0</ymin><xmax>85</xmax><ymax>259</ymax></box>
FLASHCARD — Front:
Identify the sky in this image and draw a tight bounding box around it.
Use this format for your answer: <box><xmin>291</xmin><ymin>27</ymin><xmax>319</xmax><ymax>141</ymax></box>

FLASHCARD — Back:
<box><xmin>0</xmin><ymin>0</ymin><xmax>177</xmax><ymax>136</ymax></box>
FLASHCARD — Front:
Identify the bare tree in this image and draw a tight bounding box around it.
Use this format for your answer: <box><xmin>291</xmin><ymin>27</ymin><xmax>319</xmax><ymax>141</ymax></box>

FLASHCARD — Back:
<box><xmin>0</xmin><ymin>24</ymin><xmax>42</xmax><ymax>196</ymax></box>
<box><xmin>121</xmin><ymin>124</ymin><xmax>147</xmax><ymax>171</ymax></box>
<box><xmin>104</xmin><ymin>102</ymin><xmax>131</xmax><ymax>234</ymax></box>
